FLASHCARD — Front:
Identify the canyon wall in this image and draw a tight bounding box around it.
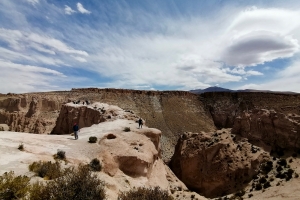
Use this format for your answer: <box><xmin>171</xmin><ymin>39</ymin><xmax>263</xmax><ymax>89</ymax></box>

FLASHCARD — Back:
<box><xmin>202</xmin><ymin>92</ymin><xmax>300</xmax><ymax>152</ymax></box>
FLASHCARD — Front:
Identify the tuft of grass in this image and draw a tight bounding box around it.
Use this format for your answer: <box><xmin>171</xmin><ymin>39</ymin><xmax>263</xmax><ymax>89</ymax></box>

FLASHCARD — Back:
<box><xmin>18</xmin><ymin>143</ymin><xmax>24</xmax><ymax>151</ymax></box>
<box><xmin>89</xmin><ymin>158</ymin><xmax>102</xmax><ymax>171</ymax></box>
<box><xmin>118</xmin><ymin>187</ymin><xmax>173</xmax><ymax>200</ymax></box>
<box><xmin>0</xmin><ymin>171</ymin><xmax>31</xmax><ymax>200</ymax></box>
<box><xmin>28</xmin><ymin>161</ymin><xmax>62</xmax><ymax>180</ymax></box>
<box><xmin>29</xmin><ymin>164</ymin><xmax>106</xmax><ymax>200</ymax></box>
<box><xmin>89</xmin><ymin>136</ymin><xmax>98</xmax><ymax>143</ymax></box>
<box><xmin>123</xmin><ymin>127</ymin><xmax>131</xmax><ymax>132</ymax></box>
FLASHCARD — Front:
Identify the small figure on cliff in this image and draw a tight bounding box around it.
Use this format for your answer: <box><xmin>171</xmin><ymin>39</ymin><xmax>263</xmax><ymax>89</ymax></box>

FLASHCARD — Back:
<box><xmin>73</xmin><ymin>123</ymin><xmax>80</xmax><ymax>140</ymax></box>
<box><xmin>138</xmin><ymin>118</ymin><xmax>143</xmax><ymax>129</ymax></box>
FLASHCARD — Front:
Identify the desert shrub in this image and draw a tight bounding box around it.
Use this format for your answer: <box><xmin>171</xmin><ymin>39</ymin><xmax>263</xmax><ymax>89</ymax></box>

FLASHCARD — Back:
<box><xmin>295</xmin><ymin>173</ymin><xmax>299</xmax><ymax>178</ymax></box>
<box><xmin>259</xmin><ymin>177</ymin><xmax>267</xmax><ymax>184</ymax></box>
<box><xmin>0</xmin><ymin>171</ymin><xmax>30</xmax><ymax>200</ymax></box>
<box><xmin>260</xmin><ymin>161</ymin><xmax>273</xmax><ymax>174</ymax></box>
<box><xmin>118</xmin><ymin>187</ymin><xmax>173</xmax><ymax>200</ymax></box>
<box><xmin>89</xmin><ymin>136</ymin><xmax>98</xmax><ymax>143</ymax></box>
<box><xmin>28</xmin><ymin>161</ymin><xmax>61</xmax><ymax>180</ymax></box>
<box><xmin>277</xmin><ymin>158</ymin><xmax>287</xmax><ymax>167</ymax></box>
<box><xmin>29</xmin><ymin>164</ymin><xmax>106</xmax><ymax>200</ymax></box>
<box><xmin>263</xmin><ymin>181</ymin><xmax>271</xmax><ymax>189</ymax></box>
<box><xmin>54</xmin><ymin>150</ymin><xmax>66</xmax><ymax>160</ymax></box>
<box><xmin>123</xmin><ymin>127</ymin><xmax>131</xmax><ymax>132</ymax></box>
<box><xmin>255</xmin><ymin>184</ymin><xmax>262</xmax><ymax>191</ymax></box>
<box><xmin>89</xmin><ymin>158</ymin><xmax>102</xmax><ymax>171</ymax></box>
<box><xmin>18</xmin><ymin>143</ymin><xmax>24</xmax><ymax>151</ymax></box>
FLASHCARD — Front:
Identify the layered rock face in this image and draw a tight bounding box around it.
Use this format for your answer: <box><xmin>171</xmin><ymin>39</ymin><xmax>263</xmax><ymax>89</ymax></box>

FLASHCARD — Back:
<box><xmin>203</xmin><ymin>92</ymin><xmax>300</xmax><ymax>152</ymax></box>
<box><xmin>170</xmin><ymin>129</ymin><xmax>270</xmax><ymax>198</ymax></box>
<box><xmin>0</xmin><ymin>95</ymin><xmax>64</xmax><ymax>134</ymax></box>
<box><xmin>232</xmin><ymin>109</ymin><xmax>300</xmax><ymax>151</ymax></box>
<box><xmin>51</xmin><ymin>103</ymin><xmax>106</xmax><ymax>134</ymax></box>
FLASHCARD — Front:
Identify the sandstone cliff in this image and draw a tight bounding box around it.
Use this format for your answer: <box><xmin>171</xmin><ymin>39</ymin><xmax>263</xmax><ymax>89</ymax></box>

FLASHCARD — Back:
<box><xmin>202</xmin><ymin>92</ymin><xmax>300</xmax><ymax>153</ymax></box>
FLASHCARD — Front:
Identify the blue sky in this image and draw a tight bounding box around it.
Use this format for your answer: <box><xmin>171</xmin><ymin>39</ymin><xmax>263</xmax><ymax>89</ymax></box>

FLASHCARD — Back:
<box><xmin>1</xmin><ymin>0</ymin><xmax>300</xmax><ymax>93</ymax></box>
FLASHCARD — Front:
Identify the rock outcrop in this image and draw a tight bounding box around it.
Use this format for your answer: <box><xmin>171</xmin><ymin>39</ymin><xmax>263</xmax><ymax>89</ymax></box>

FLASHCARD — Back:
<box><xmin>170</xmin><ymin>129</ymin><xmax>270</xmax><ymax>198</ymax></box>
<box><xmin>232</xmin><ymin>109</ymin><xmax>300</xmax><ymax>152</ymax></box>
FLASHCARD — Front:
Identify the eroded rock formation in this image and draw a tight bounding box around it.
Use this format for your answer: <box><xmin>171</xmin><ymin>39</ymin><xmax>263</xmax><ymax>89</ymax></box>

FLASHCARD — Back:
<box><xmin>170</xmin><ymin>129</ymin><xmax>270</xmax><ymax>198</ymax></box>
<box><xmin>232</xmin><ymin>109</ymin><xmax>300</xmax><ymax>151</ymax></box>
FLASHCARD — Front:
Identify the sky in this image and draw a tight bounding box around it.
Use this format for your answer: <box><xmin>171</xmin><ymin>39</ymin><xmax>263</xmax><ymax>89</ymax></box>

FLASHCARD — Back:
<box><xmin>1</xmin><ymin>0</ymin><xmax>300</xmax><ymax>93</ymax></box>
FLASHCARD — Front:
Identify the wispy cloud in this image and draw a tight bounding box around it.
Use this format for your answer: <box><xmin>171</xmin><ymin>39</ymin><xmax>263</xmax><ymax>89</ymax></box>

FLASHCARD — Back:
<box><xmin>26</xmin><ymin>0</ymin><xmax>39</xmax><ymax>5</ymax></box>
<box><xmin>76</xmin><ymin>3</ymin><xmax>91</xmax><ymax>14</ymax></box>
<box><xmin>65</xmin><ymin>5</ymin><xmax>76</xmax><ymax>15</ymax></box>
<box><xmin>1</xmin><ymin>1</ymin><xmax>300</xmax><ymax>93</ymax></box>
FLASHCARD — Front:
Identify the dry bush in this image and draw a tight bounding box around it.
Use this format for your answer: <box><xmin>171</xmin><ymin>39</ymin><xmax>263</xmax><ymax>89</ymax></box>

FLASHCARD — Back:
<box><xmin>18</xmin><ymin>143</ymin><xmax>24</xmax><ymax>151</ymax></box>
<box><xmin>123</xmin><ymin>127</ymin><xmax>131</xmax><ymax>132</ymax></box>
<box><xmin>89</xmin><ymin>136</ymin><xmax>98</xmax><ymax>143</ymax></box>
<box><xmin>29</xmin><ymin>164</ymin><xmax>106</xmax><ymax>200</ymax></box>
<box><xmin>118</xmin><ymin>187</ymin><xmax>173</xmax><ymax>200</ymax></box>
<box><xmin>89</xmin><ymin>158</ymin><xmax>102</xmax><ymax>171</ymax></box>
<box><xmin>0</xmin><ymin>171</ymin><xmax>30</xmax><ymax>200</ymax></box>
<box><xmin>53</xmin><ymin>150</ymin><xmax>66</xmax><ymax>160</ymax></box>
<box><xmin>28</xmin><ymin>161</ymin><xmax>62</xmax><ymax>180</ymax></box>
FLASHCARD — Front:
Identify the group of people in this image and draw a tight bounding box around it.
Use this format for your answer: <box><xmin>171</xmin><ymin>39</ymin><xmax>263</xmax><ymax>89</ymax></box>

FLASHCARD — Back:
<box><xmin>72</xmin><ymin>118</ymin><xmax>144</xmax><ymax>140</ymax></box>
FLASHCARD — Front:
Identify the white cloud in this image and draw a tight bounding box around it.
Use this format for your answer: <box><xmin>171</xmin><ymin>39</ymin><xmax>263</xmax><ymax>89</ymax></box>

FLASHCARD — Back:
<box><xmin>0</xmin><ymin>28</ymin><xmax>88</xmax><ymax>66</ymax></box>
<box><xmin>65</xmin><ymin>5</ymin><xmax>76</xmax><ymax>15</ymax></box>
<box><xmin>0</xmin><ymin>59</ymin><xmax>66</xmax><ymax>93</ymax></box>
<box><xmin>222</xmin><ymin>8</ymin><xmax>300</xmax><ymax>67</ymax></box>
<box><xmin>238</xmin><ymin>59</ymin><xmax>300</xmax><ymax>92</ymax></box>
<box><xmin>72</xmin><ymin>56</ymin><xmax>87</xmax><ymax>62</ymax></box>
<box><xmin>26</xmin><ymin>0</ymin><xmax>39</xmax><ymax>5</ymax></box>
<box><xmin>77</xmin><ymin>3</ymin><xmax>91</xmax><ymax>14</ymax></box>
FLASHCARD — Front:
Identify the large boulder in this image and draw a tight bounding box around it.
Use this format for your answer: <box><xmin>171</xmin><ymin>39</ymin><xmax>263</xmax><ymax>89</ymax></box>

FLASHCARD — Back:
<box><xmin>170</xmin><ymin>129</ymin><xmax>270</xmax><ymax>198</ymax></box>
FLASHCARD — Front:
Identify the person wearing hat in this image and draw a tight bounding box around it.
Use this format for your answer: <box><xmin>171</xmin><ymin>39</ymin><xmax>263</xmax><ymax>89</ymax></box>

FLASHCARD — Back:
<box><xmin>73</xmin><ymin>123</ymin><xmax>80</xmax><ymax>140</ymax></box>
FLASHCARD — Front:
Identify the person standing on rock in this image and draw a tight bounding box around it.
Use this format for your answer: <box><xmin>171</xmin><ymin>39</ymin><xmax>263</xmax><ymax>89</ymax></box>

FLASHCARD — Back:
<box><xmin>73</xmin><ymin>123</ymin><xmax>80</xmax><ymax>140</ymax></box>
<box><xmin>138</xmin><ymin>118</ymin><xmax>143</xmax><ymax>129</ymax></box>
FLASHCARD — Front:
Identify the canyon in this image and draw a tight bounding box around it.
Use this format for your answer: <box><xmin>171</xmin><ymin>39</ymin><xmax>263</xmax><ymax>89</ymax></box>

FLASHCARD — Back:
<box><xmin>1</xmin><ymin>88</ymin><xmax>300</xmax><ymax>199</ymax></box>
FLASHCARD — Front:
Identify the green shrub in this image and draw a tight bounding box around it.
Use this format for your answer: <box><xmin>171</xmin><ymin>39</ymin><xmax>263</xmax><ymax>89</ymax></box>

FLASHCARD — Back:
<box><xmin>28</xmin><ymin>161</ymin><xmax>61</xmax><ymax>180</ymax></box>
<box><xmin>29</xmin><ymin>164</ymin><xmax>106</xmax><ymax>200</ymax></box>
<box><xmin>123</xmin><ymin>127</ymin><xmax>131</xmax><ymax>132</ymax></box>
<box><xmin>54</xmin><ymin>150</ymin><xmax>66</xmax><ymax>160</ymax></box>
<box><xmin>89</xmin><ymin>136</ymin><xmax>98</xmax><ymax>143</ymax></box>
<box><xmin>0</xmin><ymin>171</ymin><xmax>30</xmax><ymax>200</ymax></box>
<box><xmin>89</xmin><ymin>158</ymin><xmax>102</xmax><ymax>171</ymax></box>
<box><xmin>118</xmin><ymin>187</ymin><xmax>173</xmax><ymax>200</ymax></box>
<box><xmin>18</xmin><ymin>143</ymin><xmax>24</xmax><ymax>151</ymax></box>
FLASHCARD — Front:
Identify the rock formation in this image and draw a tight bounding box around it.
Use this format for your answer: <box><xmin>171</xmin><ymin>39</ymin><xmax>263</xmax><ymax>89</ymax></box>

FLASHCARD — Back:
<box><xmin>232</xmin><ymin>109</ymin><xmax>300</xmax><ymax>152</ymax></box>
<box><xmin>170</xmin><ymin>129</ymin><xmax>270</xmax><ymax>198</ymax></box>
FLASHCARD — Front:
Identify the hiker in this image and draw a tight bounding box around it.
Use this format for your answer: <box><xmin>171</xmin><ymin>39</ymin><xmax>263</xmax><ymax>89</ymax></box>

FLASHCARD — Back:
<box><xmin>138</xmin><ymin>118</ymin><xmax>143</xmax><ymax>129</ymax></box>
<box><xmin>73</xmin><ymin>123</ymin><xmax>80</xmax><ymax>140</ymax></box>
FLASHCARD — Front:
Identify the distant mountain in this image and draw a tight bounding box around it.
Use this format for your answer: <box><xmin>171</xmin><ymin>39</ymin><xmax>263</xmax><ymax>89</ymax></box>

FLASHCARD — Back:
<box><xmin>190</xmin><ymin>86</ymin><xmax>233</xmax><ymax>94</ymax></box>
<box><xmin>190</xmin><ymin>87</ymin><xmax>298</xmax><ymax>94</ymax></box>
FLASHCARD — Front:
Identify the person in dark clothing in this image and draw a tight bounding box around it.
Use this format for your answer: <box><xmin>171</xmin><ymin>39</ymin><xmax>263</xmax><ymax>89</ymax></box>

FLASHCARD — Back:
<box><xmin>138</xmin><ymin>118</ymin><xmax>143</xmax><ymax>129</ymax></box>
<box><xmin>73</xmin><ymin>123</ymin><xmax>79</xmax><ymax>140</ymax></box>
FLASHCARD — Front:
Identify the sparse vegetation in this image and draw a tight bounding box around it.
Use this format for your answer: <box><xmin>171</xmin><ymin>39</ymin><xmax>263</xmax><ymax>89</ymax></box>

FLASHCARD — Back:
<box><xmin>118</xmin><ymin>187</ymin><xmax>173</xmax><ymax>200</ymax></box>
<box><xmin>123</xmin><ymin>127</ymin><xmax>131</xmax><ymax>132</ymax></box>
<box><xmin>0</xmin><ymin>171</ymin><xmax>30</xmax><ymax>200</ymax></box>
<box><xmin>29</xmin><ymin>164</ymin><xmax>106</xmax><ymax>200</ymax></box>
<box><xmin>89</xmin><ymin>158</ymin><xmax>102</xmax><ymax>171</ymax></box>
<box><xmin>89</xmin><ymin>136</ymin><xmax>98</xmax><ymax>143</ymax></box>
<box><xmin>28</xmin><ymin>161</ymin><xmax>61</xmax><ymax>180</ymax></box>
<box><xmin>53</xmin><ymin>150</ymin><xmax>66</xmax><ymax>160</ymax></box>
<box><xmin>18</xmin><ymin>143</ymin><xmax>24</xmax><ymax>151</ymax></box>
